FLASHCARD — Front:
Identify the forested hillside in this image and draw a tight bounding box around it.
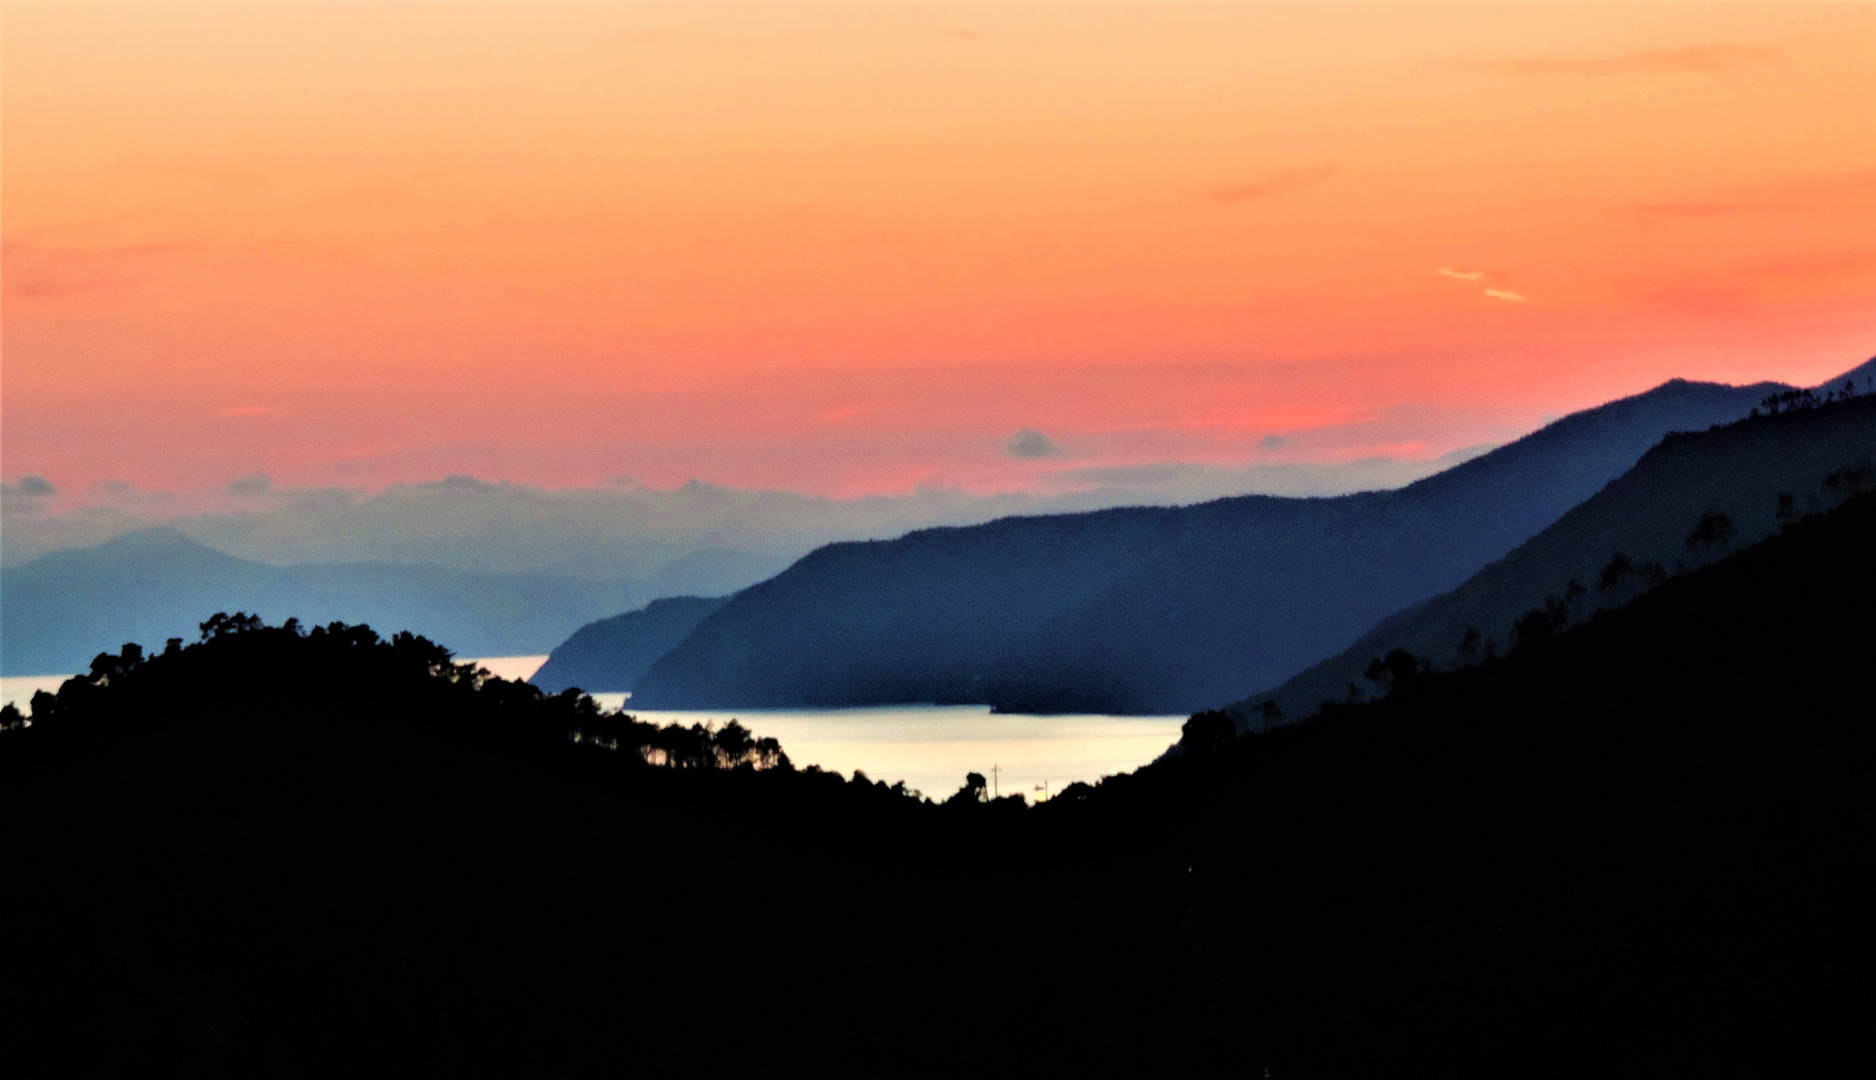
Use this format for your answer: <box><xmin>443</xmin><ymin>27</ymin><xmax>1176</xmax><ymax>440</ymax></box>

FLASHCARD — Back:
<box><xmin>1228</xmin><ymin>385</ymin><xmax>1876</xmax><ymax>728</ymax></box>
<box><xmin>1164</xmin><ymin>485</ymin><xmax>1876</xmax><ymax>1077</ymax></box>
<box><xmin>4</xmin><ymin>488</ymin><xmax>1872</xmax><ymax>1075</ymax></box>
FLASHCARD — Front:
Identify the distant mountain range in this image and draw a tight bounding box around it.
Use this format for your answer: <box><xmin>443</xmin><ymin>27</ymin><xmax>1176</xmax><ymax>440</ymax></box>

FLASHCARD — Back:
<box><xmin>0</xmin><ymin>529</ymin><xmax>639</xmax><ymax>676</ymax></box>
<box><xmin>1223</xmin><ymin>386</ymin><xmax>1876</xmax><ymax>730</ymax></box>
<box><xmin>626</xmin><ymin>370</ymin><xmax>1838</xmax><ymax>714</ymax></box>
<box><xmin>531</xmin><ymin>596</ymin><xmax>729</xmax><ymax>694</ymax></box>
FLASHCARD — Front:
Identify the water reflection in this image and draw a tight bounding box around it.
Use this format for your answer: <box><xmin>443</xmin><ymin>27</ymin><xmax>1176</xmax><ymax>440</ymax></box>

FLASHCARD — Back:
<box><xmin>600</xmin><ymin>701</ymin><xmax>1186</xmax><ymax>801</ymax></box>
<box><xmin>2</xmin><ymin>660</ymin><xmax>1187</xmax><ymax>800</ymax></box>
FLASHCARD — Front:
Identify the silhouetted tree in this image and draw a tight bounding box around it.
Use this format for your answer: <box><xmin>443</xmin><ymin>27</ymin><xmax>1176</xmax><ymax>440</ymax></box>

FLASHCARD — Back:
<box><xmin>716</xmin><ymin>720</ymin><xmax>756</xmax><ymax>767</ymax></box>
<box><xmin>946</xmin><ymin>773</ymin><xmax>989</xmax><ymax>806</ymax></box>
<box><xmin>198</xmin><ymin>611</ymin><xmax>263</xmax><ymax>640</ymax></box>
<box><xmin>753</xmin><ymin>736</ymin><xmax>790</xmax><ymax>771</ymax></box>
<box><xmin>0</xmin><ymin>703</ymin><xmax>23</xmax><ymax>731</ymax></box>
<box><xmin>1823</xmin><ymin>461</ymin><xmax>1873</xmax><ymax>500</ymax></box>
<box><xmin>1458</xmin><ymin>627</ymin><xmax>1483</xmax><ymax>661</ymax></box>
<box><xmin>1564</xmin><ymin>578</ymin><xmax>1588</xmax><ymax>621</ymax></box>
<box><xmin>1599</xmin><ymin>553</ymin><xmax>1633</xmax><ymax>594</ymax></box>
<box><xmin>1364</xmin><ymin>649</ymin><xmax>1427</xmax><ymax>696</ymax></box>
<box><xmin>1760</xmin><ymin>388</ymin><xmax>1820</xmax><ymax>415</ymax></box>
<box><xmin>1685</xmin><ymin>512</ymin><xmax>1736</xmax><ymax>560</ymax></box>
<box><xmin>1183</xmin><ymin>709</ymin><xmax>1236</xmax><ymax>754</ymax></box>
<box><xmin>1514</xmin><ymin>607</ymin><xmax>1559</xmax><ymax>651</ymax></box>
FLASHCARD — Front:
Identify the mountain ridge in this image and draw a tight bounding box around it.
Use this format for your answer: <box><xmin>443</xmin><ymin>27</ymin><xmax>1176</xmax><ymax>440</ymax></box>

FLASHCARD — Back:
<box><xmin>1220</xmin><ymin>388</ymin><xmax>1876</xmax><ymax>730</ymax></box>
<box><xmin>530</xmin><ymin>595</ymin><xmax>731</xmax><ymax>694</ymax></box>
<box><xmin>0</xmin><ymin>529</ymin><xmax>640</xmax><ymax>675</ymax></box>
<box><xmin>630</xmin><ymin>372</ymin><xmax>1804</xmax><ymax>714</ymax></box>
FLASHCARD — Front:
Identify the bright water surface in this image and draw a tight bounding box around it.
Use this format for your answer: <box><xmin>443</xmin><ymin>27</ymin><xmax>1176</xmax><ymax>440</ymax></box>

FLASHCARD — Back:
<box><xmin>3</xmin><ymin>656</ymin><xmax>1188</xmax><ymax>801</ymax></box>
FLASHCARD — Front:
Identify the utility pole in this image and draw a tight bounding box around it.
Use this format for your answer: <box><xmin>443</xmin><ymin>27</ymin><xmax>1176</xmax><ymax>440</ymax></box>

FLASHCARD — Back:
<box><xmin>991</xmin><ymin>764</ymin><xmax>999</xmax><ymax>800</ymax></box>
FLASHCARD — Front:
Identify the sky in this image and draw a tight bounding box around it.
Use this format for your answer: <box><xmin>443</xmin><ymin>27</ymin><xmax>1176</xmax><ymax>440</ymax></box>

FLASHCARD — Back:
<box><xmin>5</xmin><ymin>2</ymin><xmax>1876</xmax><ymax>515</ymax></box>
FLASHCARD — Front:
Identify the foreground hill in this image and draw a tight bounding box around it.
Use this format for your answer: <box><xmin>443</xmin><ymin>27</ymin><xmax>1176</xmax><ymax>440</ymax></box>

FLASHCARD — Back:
<box><xmin>530</xmin><ymin>594</ymin><xmax>729</xmax><ymax>693</ymax></box>
<box><xmin>0</xmin><ymin>618</ymin><xmax>1190</xmax><ymax>1077</ymax></box>
<box><xmin>1162</xmin><ymin>484</ymin><xmax>1876</xmax><ymax>1077</ymax></box>
<box><xmin>631</xmin><ymin>374</ymin><xmax>1789</xmax><ymax>713</ymax></box>
<box><xmin>3</xmin><ymin>490</ymin><xmax>1871</xmax><ymax>1075</ymax></box>
<box><xmin>0</xmin><ymin>529</ymin><xmax>639</xmax><ymax>675</ymax></box>
<box><xmin>1226</xmin><ymin>388</ymin><xmax>1876</xmax><ymax>727</ymax></box>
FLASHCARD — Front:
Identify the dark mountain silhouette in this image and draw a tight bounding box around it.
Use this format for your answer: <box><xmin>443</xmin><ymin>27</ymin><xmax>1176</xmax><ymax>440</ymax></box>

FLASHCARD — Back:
<box><xmin>4</xmin><ymin>491</ymin><xmax>1871</xmax><ymax>1075</ymax></box>
<box><xmin>1132</xmin><ymin>487</ymin><xmax>1876</xmax><ymax>1077</ymax></box>
<box><xmin>530</xmin><ymin>594</ymin><xmax>730</xmax><ymax>694</ymax></box>
<box><xmin>1225</xmin><ymin>386</ymin><xmax>1876</xmax><ymax>729</ymax></box>
<box><xmin>0</xmin><ymin>529</ymin><xmax>638</xmax><ymax>675</ymax></box>
<box><xmin>630</xmin><ymin>372</ymin><xmax>1806</xmax><ymax>714</ymax></box>
<box><xmin>0</xmin><ymin>617</ymin><xmax>1187</xmax><ymax>1077</ymax></box>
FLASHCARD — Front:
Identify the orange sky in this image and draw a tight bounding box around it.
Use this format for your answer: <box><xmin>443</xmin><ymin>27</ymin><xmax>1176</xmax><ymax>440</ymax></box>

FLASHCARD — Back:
<box><xmin>6</xmin><ymin>3</ymin><xmax>1875</xmax><ymax>499</ymax></box>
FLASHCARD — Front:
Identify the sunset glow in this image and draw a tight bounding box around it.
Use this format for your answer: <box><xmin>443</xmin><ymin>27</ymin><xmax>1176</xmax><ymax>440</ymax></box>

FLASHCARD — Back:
<box><xmin>6</xmin><ymin>3</ymin><xmax>1875</xmax><ymax>499</ymax></box>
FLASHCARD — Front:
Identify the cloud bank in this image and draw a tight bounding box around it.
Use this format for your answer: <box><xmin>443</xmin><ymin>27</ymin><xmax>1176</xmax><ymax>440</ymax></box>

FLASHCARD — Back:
<box><xmin>0</xmin><ymin>449</ymin><xmax>1502</xmax><ymax>595</ymax></box>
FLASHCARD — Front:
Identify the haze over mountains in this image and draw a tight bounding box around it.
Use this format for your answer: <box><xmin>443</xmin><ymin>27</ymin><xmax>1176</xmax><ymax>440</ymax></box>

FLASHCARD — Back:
<box><xmin>0</xmin><ymin>446</ymin><xmax>1492</xmax><ymax>676</ymax></box>
<box><xmin>1227</xmin><ymin>382</ymin><xmax>1876</xmax><ymax>729</ymax></box>
<box><xmin>0</xmin><ymin>530</ymin><xmax>640</xmax><ymax>676</ymax></box>
<box><xmin>627</xmin><ymin>372</ymin><xmax>1817</xmax><ymax>714</ymax></box>
<box><xmin>11</xmin><ymin>362</ymin><xmax>1870</xmax><ymax>699</ymax></box>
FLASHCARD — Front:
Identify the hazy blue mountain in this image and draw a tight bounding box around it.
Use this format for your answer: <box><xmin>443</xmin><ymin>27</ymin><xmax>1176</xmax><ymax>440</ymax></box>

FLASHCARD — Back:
<box><xmin>531</xmin><ymin>595</ymin><xmax>730</xmax><ymax>694</ymax></box>
<box><xmin>630</xmin><ymin>373</ymin><xmax>1805</xmax><ymax>714</ymax></box>
<box><xmin>0</xmin><ymin>529</ymin><xmax>638</xmax><ymax>675</ymax></box>
<box><xmin>1224</xmin><ymin>389</ymin><xmax>1876</xmax><ymax>730</ymax></box>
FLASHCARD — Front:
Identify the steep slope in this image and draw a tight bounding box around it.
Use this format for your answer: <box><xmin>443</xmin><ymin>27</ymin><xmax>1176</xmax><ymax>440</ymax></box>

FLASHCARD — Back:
<box><xmin>0</xmin><ymin>529</ymin><xmax>637</xmax><ymax>674</ymax></box>
<box><xmin>1228</xmin><ymin>390</ymin><xmax>1876</xmax><ymax>728</ymax></box>
<box><xmin>530</xmin><ymin>594</ymin><xmax>730</xmax><ymax>693</ymax></box>
<box><xmin>1173</xmin><ymin>487</ymin><xmax>1876</xmax><ymax>1077</ymax></box>
<box><xmin>632</xmin><ymin>374</ymin><xmax>1793</xmax><ymax>713</ymax></box>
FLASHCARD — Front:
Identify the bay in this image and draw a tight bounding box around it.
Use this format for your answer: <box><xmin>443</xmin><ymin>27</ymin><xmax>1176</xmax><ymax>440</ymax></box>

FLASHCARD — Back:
<box><xmin>3</xmin><ymin>656</ymin><xmax>1187</xmax><ymax>800</ymax></box>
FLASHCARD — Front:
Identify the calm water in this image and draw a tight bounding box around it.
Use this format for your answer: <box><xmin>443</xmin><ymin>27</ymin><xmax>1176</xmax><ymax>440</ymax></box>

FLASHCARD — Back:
<box><xmin>3</xmin><ymin>656</ymin><xmax>1188</xmax><ymax>801</ymax></box>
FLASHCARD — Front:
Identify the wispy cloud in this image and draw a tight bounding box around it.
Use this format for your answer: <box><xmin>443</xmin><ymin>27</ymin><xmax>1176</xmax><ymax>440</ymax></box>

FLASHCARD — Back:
<box><xmin>228</xmin><ymin>473</ymin><xmax>273</xmax><ymax>497</ymax></box>
<box><xmin>1007</xmin><ymin>429</ymin><xmax>1062</xmax><ymax>460</ymax></box>
<box><xmin>1436</xmin><ymin>267</ymin><xmax>1530</xmax><ymax>304</ymax></box>
<box><xmin>1467</xmin><ymin>44</ymin><xmax>1784</xmax><ymax>76</ymax></box>
<box><xmin>1</xmin><ymin>476</ymin><xmax>59</xmax><ymax>516</ymax></box>
<box><xmin>1208</xmin><ymin>166</ymin><xmax>1334</xmax><ymax>205</ymax></box>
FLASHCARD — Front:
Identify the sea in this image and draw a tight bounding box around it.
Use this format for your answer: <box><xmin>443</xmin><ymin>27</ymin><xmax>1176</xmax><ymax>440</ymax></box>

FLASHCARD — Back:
<box><xmin>2</xmin><ymin>655</ymin><xmax>1188</xmax><ymax>802</ymax></box>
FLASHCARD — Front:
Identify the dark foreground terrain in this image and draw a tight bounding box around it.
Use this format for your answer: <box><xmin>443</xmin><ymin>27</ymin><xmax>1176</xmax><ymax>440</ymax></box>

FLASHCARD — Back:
<box><xmin>4</xmin><ymin>492</ymin><xmax>1873</xmax><ymax>1077</ymax></box>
